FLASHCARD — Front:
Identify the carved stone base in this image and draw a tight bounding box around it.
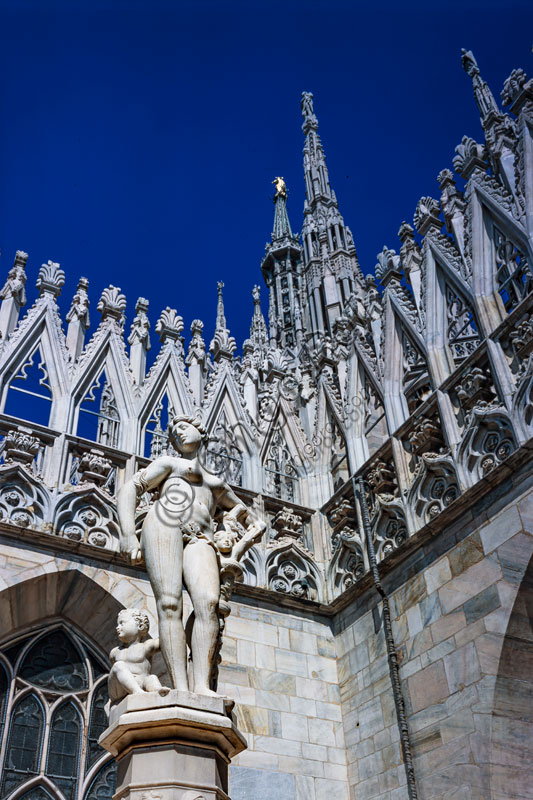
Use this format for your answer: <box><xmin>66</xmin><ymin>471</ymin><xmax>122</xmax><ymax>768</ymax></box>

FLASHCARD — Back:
<box><xmin>99</xmin><ymin>691</ymin><xmax>247</xmax><ymax>800</ymax></box>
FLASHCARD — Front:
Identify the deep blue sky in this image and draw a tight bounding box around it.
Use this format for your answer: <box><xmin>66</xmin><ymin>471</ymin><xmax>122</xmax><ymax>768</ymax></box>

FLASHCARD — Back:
<box><xmin>1</xmin><ymin>0</ymin><xmax>531</xmax><ymax>362</ymax></box>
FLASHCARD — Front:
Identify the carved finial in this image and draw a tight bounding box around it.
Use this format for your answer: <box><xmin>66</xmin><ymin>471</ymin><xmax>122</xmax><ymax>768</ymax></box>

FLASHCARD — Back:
<box><xmin>216</xmin><ymin>281</ymin><xmax>226</xmax><ymax>330</ymax></box>
<box><xmin>186</xmin><ymin>319</ymin><xmax>206</xmax><ymax>366</ymax></box>
<box><xmin>128</xmin><ymin>297</ymin><xmax>151</xmax><ymax>348</ymax></box>
<box><xmin>97</xmin><ymin>285</ymin><xmax>126</xmax><ymax>325</ymax></box>
<box><xmin>301</xmin><ymin>91</ymin><xmax>318</xmax><ymax>133</ymax></box>
<box><xmin>0</xmin><ymin>251</ymin><xmax>28</xmax><ymax>304</ymax></box>
<box><xmin>36</xmin><ymin>260</ymin><xmax>65</xmax><ymax>298</ymax></box>
<box><xmin>375</xmin><ymin>246</ymin><xmax>402</xmax><ymax>285</ymax></box>
<box><xmin>413</xmin><ymin>196</ymin><xmax>441</xmax><ymax>236</ymax></box>
<box><xmin>452</xmin><ymin>135</ymin><xmax>486</xmax><ymax>178</ymax></box>
<box><xmin>67</xmin><ymin>277</ymin><xmax>90</xmax><ymax>325</ymax></box>
<box><xmin>501</xmin><ymin>68</ymin><xmax>532</xmax><ymax>111</ymax></box>
<box><xmin>155</xmin><ymin>307</ymin><xmax>184</xmax><ymax>344</ymax></box>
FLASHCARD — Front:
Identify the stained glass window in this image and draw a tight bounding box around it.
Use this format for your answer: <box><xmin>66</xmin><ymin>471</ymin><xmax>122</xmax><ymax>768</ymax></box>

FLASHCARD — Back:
<box><xmin>1</xmin><ymin>694</ymin><xmax>44</xmax><ymax>797</ymax></box>
<box><xmin>46</xmin><ymin>702</ymin><xmax>81</xmax><ymax>800</ymax></box>
<box><xmin>0</xmin><ymin>625</ymin><xmax>116</xmax><ymax>800</ymax></box>
<box><xmin>19</xmin><ymin>630</ymin><xmax>88</xmax><ymax>692</ymax></box>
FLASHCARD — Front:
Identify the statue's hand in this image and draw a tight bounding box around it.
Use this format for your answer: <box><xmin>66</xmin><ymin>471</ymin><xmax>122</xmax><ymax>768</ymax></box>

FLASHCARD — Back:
<box><xmin>121</xmin><ymin>535</ymin><xmax>143</xmax><ymax>565</ymax></box>
<box><xmin>247</xmin><ymin>520</ymin><xmax>266</xmax><ymax>542</ymax></box>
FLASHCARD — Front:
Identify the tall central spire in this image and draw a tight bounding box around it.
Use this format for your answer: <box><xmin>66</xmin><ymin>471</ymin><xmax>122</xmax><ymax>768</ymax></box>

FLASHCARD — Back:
<box><xmin>300</xmin><ymin>92</ymin><xmax>363</xmax><ymax>342</ymax></box>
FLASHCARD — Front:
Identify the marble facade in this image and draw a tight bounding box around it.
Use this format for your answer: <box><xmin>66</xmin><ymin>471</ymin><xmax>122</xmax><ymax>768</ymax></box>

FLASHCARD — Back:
<box><xmin>0</xmin><ymin>51</ymin><xmax>532</xmax><ymax>800</ymax></box>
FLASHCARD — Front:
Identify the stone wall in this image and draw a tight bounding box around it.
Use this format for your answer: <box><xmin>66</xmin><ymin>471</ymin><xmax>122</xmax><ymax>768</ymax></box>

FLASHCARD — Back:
<box><xmin>220</xmin><ymin>601</ymin><xmax>348</xmax><ymax>800</ymax></box>
<box><xmin>335</xmin><ymin>471</ymin><xmax>533</xmax><ymax>800</ymax></box>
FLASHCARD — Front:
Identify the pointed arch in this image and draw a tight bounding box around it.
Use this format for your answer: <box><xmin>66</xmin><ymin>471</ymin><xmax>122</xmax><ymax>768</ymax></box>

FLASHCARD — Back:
<box><xmin>265</xmin><ymin>541</ymin><xmax>323</xmax><ymax>601</ymax></box>
<box><xmin>0</xmin><ymin>300</ymin><xmax>70</xmax><ymax>429</ymax></box>
<box><xmin>137</xmin><ymin>344</ymin><xmax>196</xmax><ymax>456</ymax></box>
<box><xmin>313</xmin><ymin>379</ymin><xmax>349</xmax><ymax>494</ymax></box>
<box><xmin>201</xmin><ymin>368</ymin><xmax>259</xmax><ymax>489</ymax></box>
<box><xmin>69</xmin><ymin>325</ymin><xmax>135</xmax><ymax>450</ymax></box>
<box><xmin>260</xmin><ymin>398</ymin><xmax>311</xmax><ymax>504</ymax></box>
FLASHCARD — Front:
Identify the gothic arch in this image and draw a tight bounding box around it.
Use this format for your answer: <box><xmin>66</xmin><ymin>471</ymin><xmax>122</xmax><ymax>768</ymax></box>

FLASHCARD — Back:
<box><xmin>202</xmin><ymin>372</ymin><xmax>259</xmax><ymax>490</ymax></box>
<box><xmin>0</xmin><ymin>464</ymin><xmax>51</xmax><ymax>532</ymax></box>
<box><xmin>51</xmin><ymin>487</ymin><xmax>120</xmax><ymax>551</ymax></box>
<box><xmin>137</xmin><ymin>346</ymin><xmax>196</xmax><ymax>456</ymax></box>
<box><xmin>457</xmin><ymin>404</ymin><xmax>518</xmax><ymax>487</ymax></box>
<box><xmin>0</xmin><ymin>569</ymin><xmax>125</xmax><ymax>654</ymax></box>
<box><xmin>0</xmin><ymin>300</ymin><xmax>70</xmax><ymax>429</ymax></box>
<box><xmin>69</xmin><ymin>324</ymin><xmax>135</xmax><ymax>451</ymax></box>
<box><xmin>265</xmin><ymin>541</ymin><xmax>323</xmax><ymax>602</ymax></box>
<box><xmin>260</xmin><ymin>397</ymin><xmax>312</xmax><ymax>505</ymax></box>
<box><xmin>406</xmin><ymin>452</ymin><xmax>460</xmax><ymax>528</ymax></box>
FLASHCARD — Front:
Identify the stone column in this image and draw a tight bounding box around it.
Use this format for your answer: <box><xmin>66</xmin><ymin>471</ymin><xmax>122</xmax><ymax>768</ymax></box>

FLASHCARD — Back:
<box><xmin>99</xmin><ymin>691</ymin><xmax>246</xmax><ymax>800</ymax></box>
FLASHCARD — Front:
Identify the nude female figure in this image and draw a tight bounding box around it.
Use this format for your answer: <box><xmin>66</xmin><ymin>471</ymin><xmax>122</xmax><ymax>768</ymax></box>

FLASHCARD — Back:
<box><xmin>117</xmin><ymin>415</ymin><xmax>265</xmax><ymax>696</ymax></box>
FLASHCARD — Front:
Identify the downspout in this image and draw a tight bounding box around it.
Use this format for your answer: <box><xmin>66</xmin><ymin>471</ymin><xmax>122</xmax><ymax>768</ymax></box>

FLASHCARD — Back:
<box><xmin>353</xmin><ymin>476</ymin><xmax>418</xmax><ymax>800</ymax></box>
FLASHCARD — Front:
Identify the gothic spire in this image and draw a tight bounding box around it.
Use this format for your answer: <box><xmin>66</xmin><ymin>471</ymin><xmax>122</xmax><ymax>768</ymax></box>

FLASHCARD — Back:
<box><xmin>250</xmin><ymin>285</ymin><xmax>268</xmax><ymax>348</ymax></box>
<box><xmin>210</xmin><ymin>281</ymin><xmax>236</xmax><ymax>361</ymax></box>
<box><xmin>461</xmin><ymin>49</ymin><xmax>500</xmax><ymax>126</ymax></box>
<box><xmin>301</xmin><ymin>92</ymin><xmax>334</xmax><ymax>209</ymax></box>
<box><xmin>300</xmin><ymin>91</ymin><xmax>363</xmax><ymax>343</ymax></box>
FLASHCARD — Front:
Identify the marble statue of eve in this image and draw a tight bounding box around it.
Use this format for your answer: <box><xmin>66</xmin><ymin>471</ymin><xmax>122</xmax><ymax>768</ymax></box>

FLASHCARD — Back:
<box><xmin>117</xmin><ymin>415</ymin><xmax>266</xmax><ymax>696</ymax></box>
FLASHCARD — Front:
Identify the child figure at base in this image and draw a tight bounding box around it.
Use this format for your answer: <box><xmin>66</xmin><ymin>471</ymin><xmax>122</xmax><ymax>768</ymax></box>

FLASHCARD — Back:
<box><xmin>108</xmin><ymin>608</ymin><xmax>164</xmax><ymax>705</ymax></box>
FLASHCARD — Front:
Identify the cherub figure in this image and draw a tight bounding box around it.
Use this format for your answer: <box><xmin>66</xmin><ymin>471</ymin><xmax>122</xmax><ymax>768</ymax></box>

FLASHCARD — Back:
<box><xmin>108</xmin><ymin>608</ymin><xmax>164</xmax><ymax>705</ymax></box>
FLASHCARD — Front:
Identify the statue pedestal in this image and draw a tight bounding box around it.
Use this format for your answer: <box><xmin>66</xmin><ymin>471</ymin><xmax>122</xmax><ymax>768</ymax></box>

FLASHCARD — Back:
<box><xmin>99</xmin><ymin>691</ymin><xmax>247</xmax><ymax>800</ymax></box>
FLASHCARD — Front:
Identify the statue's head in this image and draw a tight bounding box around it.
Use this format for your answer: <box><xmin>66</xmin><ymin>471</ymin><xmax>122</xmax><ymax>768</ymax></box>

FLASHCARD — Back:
<box><xmin>214</xmin><ymin>528</ymin><xmax>239</xmax><ymax>554</ymax></box>
<box><xmin>169</xmin><ymin>415</ymin><xmax>208</xmax><ymax>455</ymax></box>
<box><xmin>116</xmin><ymin>608</ymin><xmax>150</xmax><ymax>643</ymax></box>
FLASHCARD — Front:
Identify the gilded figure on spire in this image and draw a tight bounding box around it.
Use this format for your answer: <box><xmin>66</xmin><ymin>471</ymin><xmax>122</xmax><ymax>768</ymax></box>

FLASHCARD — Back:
<box><xmin>273</xmin><ymin>176</ymin><xmax>287</xmax><ymax>199</ymax></box>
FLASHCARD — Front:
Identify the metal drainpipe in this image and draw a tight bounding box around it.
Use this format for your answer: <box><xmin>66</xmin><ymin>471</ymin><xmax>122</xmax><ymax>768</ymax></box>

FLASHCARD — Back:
<box><xmin>353</xmin><ymin>476</ymin><xmax>418</xmax><ymax>800</ymax></box>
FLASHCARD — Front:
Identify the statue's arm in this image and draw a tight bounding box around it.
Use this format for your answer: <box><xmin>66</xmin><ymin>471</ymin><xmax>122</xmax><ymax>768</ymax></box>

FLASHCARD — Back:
<box><xmin>117</xmin><ymin>458</ymin><xmax>173</xmax><ymax>564</ymax></box>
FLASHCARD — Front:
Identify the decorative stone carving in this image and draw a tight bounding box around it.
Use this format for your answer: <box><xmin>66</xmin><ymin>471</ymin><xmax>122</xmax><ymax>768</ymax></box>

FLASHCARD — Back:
<box><xmin>0</xmin><ymin>251</ymin><xmax>28</xmax><ymax>304</ymax></box>
<box><xmin>407</xmin><ymin>417</ymin><xmax>442</xmax><ymax>455</ymax></box>
<box><xmin>271</xmin><ymin>507</ymin><xmax>304</xmax><ymax>542</ymax></box>
<box><xmin>156</xmin><ymin>307</ymin><xmax>184</xmax><ymax>344</ymax></box>
<box><xmin>78</xmin><ymin>448</ymin><xmax>113</xmax><ymax>486</ymax></box>
<box><xmin>97</xmin><ymin>285</ymin><xmax>127</xmax><ymax>325</ymax></box>
<box><xmin>408</xmin><ymin>452</ymin><xmax>460</xmax><ymax>526</ymax></box>
<box><xmin>186</xmin><ymin>319</ymin><xmax>206</xmax><ymax>364</ymax></box>
<box><xmin>36</xmin><ymin>260</ymin><xmax>65</xmax><ymax>298</ymax></box>
<box><xmin>413</xmin><ymin>196</ymin><xmax>441</xmax><ymax>236</ymax></box>
<box><xmin>0</xmin><ymin>465</ymin><xmax>49</xmax><ymax>530</ymax></box>
<box><xmin>373</xmin><ymin>505</ymin><xmax>408</xmax><ymax>561</ymax></box>
<box><xmin>375</xmin><ymin>246</ymin><xmax>402</xmax><ymax>285</ymax></box>
<box><xmin>2</xmin><ymin>427</ymin><xmax>41</xmax><ymax>465</ymax></box>
<box><xmin>366</xmin><ymin>459</ymin><xmax>396</xmax><ymax>494</ymax></box>
<box><xmin>55</xmin><ymin>489</ymin><xmax>119</xmax><ymax>548</ymax></box>
<box><xmin>209</xmin><ymin>282</ymin><xmax>236</xmax><ymax>361</ymax></box>
<box><xmin>67</xmin><ymin>277</ymin><xmax>90</xmax><ymax>325</ymax></box>
<box><xmin>458</xmin><ymin>405</ymin><xmax>517</xmax><ymax>484</ymax></box>
<box><xmin>128</xmin><ymin>297</ymin><xmax>151</xmax><ymax>347</ymax></box>
<box><xmin>117</xmin><ymin>415</ymin><xmax>265</xmax><ymax>696</ymax></box>
<box><xmin>108</xmin><ymin>608</ymin><xmax>164</xmax><ymax>706</ymax></box>
<box><xmin>266</xmin><ymin>544</ymin><xmax>319</xmax><ymax>600</ymax></box>
<box><xmin>453</xmin><ymin>136</ymin><xmax>486</xmax><ymax>178</ymax></box>
<box><xmin>510</xmin><ymin>316</ymin><xmax>533</xmax><ymax>358</ymax></box>
<box><xmin>328</xmin><ymin>527</ymin><xmax>365</xmax><ymax>596</ymax></box>
<box><xmin>455</xmin><ymin>366</ymin><xmax>493</xmax><ymax>407</ymax></box>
